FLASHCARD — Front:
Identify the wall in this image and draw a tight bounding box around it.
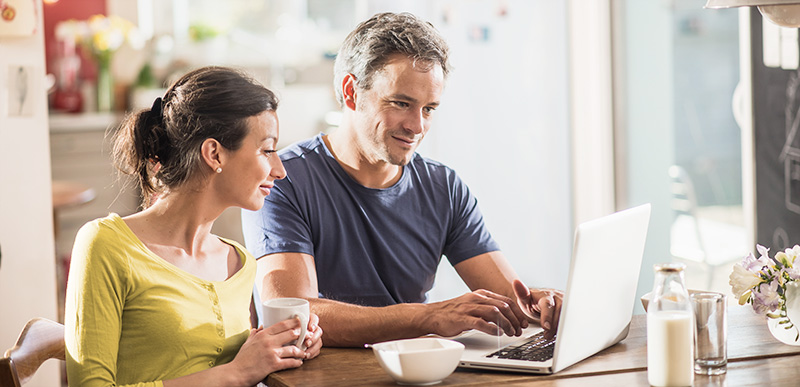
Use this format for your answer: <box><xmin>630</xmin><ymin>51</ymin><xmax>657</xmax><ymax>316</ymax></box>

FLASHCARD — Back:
<box><xmin>750</xmin><ymin>10</ymin><xmax>800</xmax><ymax>250</ymax></box>
<box><xmin>622</xmin><ymin>0</ymin><xmax>675</xmax><ymax>313</ymax></box>
<box><xmin>0</xmin><ymin>1</ymin><xmax>61</xmax><ymax>386</ymax></box>
<box><xmin>412</xmin><ymin>1</ymin><xmax>573</xmax><ymax>298</ymax></box>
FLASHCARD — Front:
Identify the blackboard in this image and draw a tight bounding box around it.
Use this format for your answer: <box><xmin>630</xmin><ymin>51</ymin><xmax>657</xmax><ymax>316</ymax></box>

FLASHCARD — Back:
<box><xmin>752</xmin><ymin>9</ymin><xmax>800</xmax><ymax>250</ymax></box>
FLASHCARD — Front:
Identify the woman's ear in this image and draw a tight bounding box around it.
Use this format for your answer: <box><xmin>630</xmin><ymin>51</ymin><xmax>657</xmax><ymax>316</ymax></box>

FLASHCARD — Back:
<box><xmin>200</xmin><ymin>138</ymin><xmax>224</xmax><ymax>173</ymax></box>
<box><xmin>342</xmin><ymin>73</ymin><xmax>357</xmax><ymax>111</ymax></box>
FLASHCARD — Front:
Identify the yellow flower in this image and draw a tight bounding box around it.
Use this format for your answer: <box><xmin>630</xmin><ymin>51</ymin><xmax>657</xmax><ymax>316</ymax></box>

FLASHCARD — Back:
<box><xmin>76</xmin><ymin>14</ymin><xmax>138</xmax><ymax>56</ymax></box>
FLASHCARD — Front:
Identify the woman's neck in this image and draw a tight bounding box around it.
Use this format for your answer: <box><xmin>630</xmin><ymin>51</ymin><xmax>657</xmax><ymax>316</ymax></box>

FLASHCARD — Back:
<box><xmin>125</xmin><ymin>189</ymin><xmax>224</xmax><ymax>256</ymax></box>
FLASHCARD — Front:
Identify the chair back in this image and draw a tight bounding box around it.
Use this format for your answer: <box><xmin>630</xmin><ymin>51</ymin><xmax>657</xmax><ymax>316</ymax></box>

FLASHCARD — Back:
<box><xmin>0</xmin><ymin>318</ymin><xmax>65</xmax><ymax>387</ymax></box>
<box><xmin>668</xmin><ymin>164</ymin><xmax>707</xmax><ymax>261</ymax></box>
<box><xmin>669</xmin><ymin>165</ymin><xmax>700</xmax><ymax>217</ymax></box>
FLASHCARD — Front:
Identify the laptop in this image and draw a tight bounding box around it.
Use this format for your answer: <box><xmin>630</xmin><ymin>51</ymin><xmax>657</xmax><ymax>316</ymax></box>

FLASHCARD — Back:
<box><xmin>455</xmin><ymin>203</ymin><xmax>651</xmax><ymax>374</ymax></box>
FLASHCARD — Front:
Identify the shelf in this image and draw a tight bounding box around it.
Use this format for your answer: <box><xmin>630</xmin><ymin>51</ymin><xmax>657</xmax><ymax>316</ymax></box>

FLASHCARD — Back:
<box><xmin>48</xmin><ymin>112</ymin><xmax>123</xmax><ymax>133</ymax></box>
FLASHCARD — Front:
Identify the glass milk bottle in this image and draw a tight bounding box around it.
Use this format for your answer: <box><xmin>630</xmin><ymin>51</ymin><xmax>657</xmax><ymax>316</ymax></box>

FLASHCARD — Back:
<box><xmin>647</xmin><ymin>263</ymin><xmax>694</xmax><ymax>387</ymax></box>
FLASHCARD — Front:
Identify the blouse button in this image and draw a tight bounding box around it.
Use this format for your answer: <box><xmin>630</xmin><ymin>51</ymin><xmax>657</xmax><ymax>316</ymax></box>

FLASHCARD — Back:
<box><xmin>216</xmin><ymin>347</ymin><xmax>223</xmax><ymax>353</ymax></box>
<box><xmin>208</xmin><ymin>360</ymin><xmax>215</xmax><ymax>367</ymax></box>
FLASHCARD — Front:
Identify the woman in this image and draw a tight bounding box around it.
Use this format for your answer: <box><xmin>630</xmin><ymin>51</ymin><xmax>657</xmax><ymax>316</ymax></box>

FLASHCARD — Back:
<box><xmin>65</xmin><ymin>66</ymin><xmax>322</xmax><ymax>387</ymax></box>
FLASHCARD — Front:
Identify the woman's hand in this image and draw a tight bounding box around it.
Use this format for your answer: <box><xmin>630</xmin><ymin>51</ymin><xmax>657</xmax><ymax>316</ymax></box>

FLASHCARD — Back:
<box><xmin>303</xmin><ymin>313</ymin><xmax>323</xmax><ymax>359</ymax></box>
<box><xmin>228</xmin><ymin>318</ymin><xmax>306</xmax><ymax>385</ymax></box>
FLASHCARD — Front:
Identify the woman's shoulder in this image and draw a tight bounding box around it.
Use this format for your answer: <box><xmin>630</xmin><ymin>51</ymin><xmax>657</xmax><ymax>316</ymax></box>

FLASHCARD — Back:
<box><xmin>75</xmin><ymin>213</ymin><xmax>132</xmax><ymax>241</ymax></box>
<box><xmin>217</xmin><ymin>237</ymin><xmax>254</xmax><ymax>261</ymax></box>
<box><xmin>70</xmin><ymin>214</ymin><xmax>138</xmax><ymax>282</ymax></box>
<box><xmin>218</xmin><ymin>237</ymin><xmax>257</xmax><ymax>272</ymax></box>
<box><xmin>73</xmin><ymin>213</ymin><xmax>141</xmax><ymax>261</ymax></box>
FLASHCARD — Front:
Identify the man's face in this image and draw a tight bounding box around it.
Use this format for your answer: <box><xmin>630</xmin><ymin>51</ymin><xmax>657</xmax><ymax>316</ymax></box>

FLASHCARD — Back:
<box><xmin>352</xmin><ymin>54</ymin><xmax>444</xmax><ymax>166</ymax></box>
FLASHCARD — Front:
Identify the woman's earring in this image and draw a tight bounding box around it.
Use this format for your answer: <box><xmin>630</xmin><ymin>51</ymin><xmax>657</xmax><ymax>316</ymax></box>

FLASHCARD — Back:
<box><xmin>216</xmin><ymin>167</ymin><xmax>222</xmax><ymax>173</ymax></box>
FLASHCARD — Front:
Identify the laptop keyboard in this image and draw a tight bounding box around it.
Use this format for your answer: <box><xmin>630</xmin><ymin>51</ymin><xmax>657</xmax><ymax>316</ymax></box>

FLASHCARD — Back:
<box><xmin>485</xmin><ymin>331</ymin><xmax>556</xmax><ymax>362</ymax></box>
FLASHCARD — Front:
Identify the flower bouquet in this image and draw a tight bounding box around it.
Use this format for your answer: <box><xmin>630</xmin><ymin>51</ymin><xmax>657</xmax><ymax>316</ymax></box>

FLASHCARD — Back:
<box><xmin>55</xmin><ymin>15</ymin><xmax>141</xmax><ymax>111</ymax></box>
<box><xmin>730</xmin><ymin>244</ymin><xmax>800</xmax><ymax>342</ymax></box>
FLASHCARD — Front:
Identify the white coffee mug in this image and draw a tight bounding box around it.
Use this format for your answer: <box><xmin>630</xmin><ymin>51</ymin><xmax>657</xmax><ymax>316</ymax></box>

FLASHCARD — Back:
<box><xmin>262</xmin><ymin>297</ymin><xmax>309</xmax><ymax>350</ymax></box>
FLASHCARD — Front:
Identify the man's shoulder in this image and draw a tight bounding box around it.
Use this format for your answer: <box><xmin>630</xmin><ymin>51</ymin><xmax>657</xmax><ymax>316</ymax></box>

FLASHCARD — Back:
<box><xmin>409</xmin><ymin>153</ymin><xmax>459</xmax><ymax>182</ymax></box>
<box><xmin>278</xmin><ymin>134</ymin><xmax>326</xmax><ymax>163</ymax></box>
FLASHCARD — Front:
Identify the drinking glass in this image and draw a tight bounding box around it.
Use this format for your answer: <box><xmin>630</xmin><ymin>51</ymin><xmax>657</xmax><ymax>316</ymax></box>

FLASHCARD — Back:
<box><xmin>692</xmin><ymin>292</ymin><xmax>727</xmax><ymax>375</ymax></box>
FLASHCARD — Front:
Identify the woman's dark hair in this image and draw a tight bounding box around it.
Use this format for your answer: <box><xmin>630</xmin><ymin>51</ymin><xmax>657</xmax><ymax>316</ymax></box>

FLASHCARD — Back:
<box><xmin>112</xmin><ymin>66</ymin><xmax>278</xmax><ymax>207</ymax></box>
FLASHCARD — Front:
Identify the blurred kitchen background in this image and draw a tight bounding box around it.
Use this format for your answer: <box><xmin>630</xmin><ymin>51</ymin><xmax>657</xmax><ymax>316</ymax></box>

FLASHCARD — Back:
<box><xmin>43</xmin><ymin>0</ymin><xmax>746</xmax><ymax>320</ymax></box>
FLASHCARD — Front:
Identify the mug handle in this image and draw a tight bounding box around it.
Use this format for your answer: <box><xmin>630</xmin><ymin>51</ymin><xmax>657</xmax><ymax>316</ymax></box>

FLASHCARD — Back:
<box><xmin>292</xmin><ymin>313</ymin><xmax>308</xmax><ymax>350</ymax></box>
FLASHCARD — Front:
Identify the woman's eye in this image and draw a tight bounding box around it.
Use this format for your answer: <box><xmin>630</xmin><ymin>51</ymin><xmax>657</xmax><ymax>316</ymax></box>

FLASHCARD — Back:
<box><xmin>263</xmin><ymin>150</ymin><xmax>277</xmax><ymax>158</ymax></box>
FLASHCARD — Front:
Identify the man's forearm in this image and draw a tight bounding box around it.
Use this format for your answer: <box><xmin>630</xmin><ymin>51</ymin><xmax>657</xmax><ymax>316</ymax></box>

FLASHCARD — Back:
<box><xmin>309</xmin><ymin>298</ymin><xmax>431</xmax><ymax>347</ymax></box>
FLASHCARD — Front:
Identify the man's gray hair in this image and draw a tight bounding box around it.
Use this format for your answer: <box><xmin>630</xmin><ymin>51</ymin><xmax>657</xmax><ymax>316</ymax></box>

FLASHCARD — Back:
<box><xmin>333</xmin><ymin>12</ymin><xmax>450</xmax><ymax>106</ymax></box>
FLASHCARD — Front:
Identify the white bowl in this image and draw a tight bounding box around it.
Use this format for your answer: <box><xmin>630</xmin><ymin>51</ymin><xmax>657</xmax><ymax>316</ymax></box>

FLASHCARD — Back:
<box><xmin>371</xmin><ymin>337</ymin><xmax>464</xmax><ymax>385</ymax></box>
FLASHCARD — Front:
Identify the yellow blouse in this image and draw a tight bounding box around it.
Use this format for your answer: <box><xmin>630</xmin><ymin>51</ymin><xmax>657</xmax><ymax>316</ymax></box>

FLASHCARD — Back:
<box><xmin>65</xmin><ymin>214</ymin><xmax>255</xmax><ymax>387</ymax></box>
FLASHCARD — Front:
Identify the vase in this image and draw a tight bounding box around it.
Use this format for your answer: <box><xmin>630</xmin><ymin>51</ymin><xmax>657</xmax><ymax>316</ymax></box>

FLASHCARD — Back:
<box><xmin>768</xmin><ymin>281</ymin><xmax>800</xmax><ymax>346</ymax></box>
<box><xmin>95</xmin><ymin>53</ymin><xmax>113</xmax><ymax>112</ymax></box>
<box><xmin>52</xmin><ymin>49</ymin><xmax>82</xmax><ymax>113</ymax></box>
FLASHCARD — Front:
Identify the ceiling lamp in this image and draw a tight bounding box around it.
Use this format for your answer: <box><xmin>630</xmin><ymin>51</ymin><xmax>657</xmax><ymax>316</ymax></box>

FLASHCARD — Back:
<box><xmin>706</xmin><ymin>0</ymin><xmax>800</xmax><ymax>28</ymax></box>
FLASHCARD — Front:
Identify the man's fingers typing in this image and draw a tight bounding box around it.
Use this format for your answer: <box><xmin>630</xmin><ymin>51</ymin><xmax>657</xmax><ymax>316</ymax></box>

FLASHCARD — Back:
<box><xmin>537</xmin><ymin>295</ymin><xmax>555</xmax><ymax>331</ymax></box>
<box><xmin>472</xmin><ymin>290</ymin><xmax>526</xmax><ymax>335</ymax></box>
<box><xmin>466</xmin><ymin>303</ymin><xmax>518</xmax><ymax>336</ymax></box>
<box><xmin>530</xmin><ymin>288</ymin><xmax>564</xmax><ymax>338</ymax></box>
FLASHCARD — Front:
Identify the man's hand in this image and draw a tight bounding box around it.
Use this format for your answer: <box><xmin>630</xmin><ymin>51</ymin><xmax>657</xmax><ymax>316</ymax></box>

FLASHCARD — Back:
<box><xmin>421</xmin><ymin>289</ymin><xmax>531</xmax><ymax>338</ymax></box>
<box><xmin>512</xmin><ymin>279</ymin><xmax>563</xmax><ymax>338</ymax></box>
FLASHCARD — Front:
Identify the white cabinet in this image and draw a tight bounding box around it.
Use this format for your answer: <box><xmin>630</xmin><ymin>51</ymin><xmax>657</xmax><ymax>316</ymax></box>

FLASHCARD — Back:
<box><xmin>49</xmin><ymin>114</ymin><xmax>140</xmax><ymax>254</ymax></box>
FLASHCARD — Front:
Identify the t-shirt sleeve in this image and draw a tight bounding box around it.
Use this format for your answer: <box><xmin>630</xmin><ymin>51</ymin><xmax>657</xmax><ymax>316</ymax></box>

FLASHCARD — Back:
<box><xmin>65</xmin><ymin>221</ymin><xmax>164</xmax><ymax>387</ymax></box>
<box><xmin>442</xmin><ymin>172</ymin><xmax>500</xmax><ymax>265</ymax></box>
<box><xmin>241</xmin><ymin>176</ymin><xmax>315</xmax><ymax>259</ymax></box>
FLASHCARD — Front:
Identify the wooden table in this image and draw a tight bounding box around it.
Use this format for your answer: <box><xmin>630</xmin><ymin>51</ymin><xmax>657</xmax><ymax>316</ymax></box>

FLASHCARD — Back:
<box><xmin>51</xmin><ymin>180</ymin><xmax>96</xmax><ymax>209</ymax></box>
<box><xmin>51</xmin><ymin>180</ymin><xmax>95</xmax><ymax>239</ymax></box>
<box><xmin>266</xmin><ymin>306</ymin><xmax>800</xmax><ymax>386</ymax></box>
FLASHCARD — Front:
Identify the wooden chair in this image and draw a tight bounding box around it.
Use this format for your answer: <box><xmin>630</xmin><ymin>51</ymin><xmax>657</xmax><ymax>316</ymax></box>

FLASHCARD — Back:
<box><xmin>0</xmin><ymin>318</ymin><xmax>65</xmax><ymax>387</ymax></box>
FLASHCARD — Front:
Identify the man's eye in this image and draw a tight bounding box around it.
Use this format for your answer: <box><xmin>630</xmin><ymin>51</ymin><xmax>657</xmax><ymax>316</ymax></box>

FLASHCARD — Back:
<box><xmin>423</xmin><ymin>106</ymin><xmax>436</xmax><ymax>114</ymax></box>
<box><xmin>391</xmin><ymin>101</ymin><xmax>409</xmax><ymax>108</ymax></box>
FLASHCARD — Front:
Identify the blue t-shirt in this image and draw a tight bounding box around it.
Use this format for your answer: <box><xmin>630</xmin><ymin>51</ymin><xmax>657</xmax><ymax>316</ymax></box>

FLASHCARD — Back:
<box><xmin>242</xmin><ymin>134</ymin><xmax>499</xmax><ymax>307</ymax></box>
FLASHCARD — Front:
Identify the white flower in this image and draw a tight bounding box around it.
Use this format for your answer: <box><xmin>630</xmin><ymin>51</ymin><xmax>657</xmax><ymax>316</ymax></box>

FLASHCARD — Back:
<box><xmin>787</xmin><ymin>265</ymin><xmax>800</xmax><ymax>281</ymax></box>
<box><xmin>55</xmin><ymin>19</ymin><xmax>88</xmax><ymax>43</ymax></box>
<box><xmin>730</xmin><ymin>264</ymin><xmax>762</xmax><ymax>302</ymax></box>
<box><xmin>783</xmin><ymin>245</ymin><xmax>800</xmax><ymax>266</ymax></box>
<box><xmin>757</xmin><ymin>244</ymin><xmax>771</xmax><ymax>259</ymax></box>
<box><xmin>742</xmin><ymin>251</ymin><xmax>771</xmax><ymax>272</ymax></box>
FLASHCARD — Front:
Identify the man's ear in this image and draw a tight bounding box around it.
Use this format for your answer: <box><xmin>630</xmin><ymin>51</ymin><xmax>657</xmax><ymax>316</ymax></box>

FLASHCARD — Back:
<box><xmin>342</xmin><ymin>73</ymin><xmax>357</xmax><ymax>111</ymax></box>
<box><xmin>200</xmin><ymin>138</ymin><xmax>223</xmax><ymax>172</ymax></box>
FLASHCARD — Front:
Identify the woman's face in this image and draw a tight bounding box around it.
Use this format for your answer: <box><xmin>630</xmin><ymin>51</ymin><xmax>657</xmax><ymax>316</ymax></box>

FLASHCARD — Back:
<box><xmin>217</xmin><ymin>111</ymin><xmax>286</xmax><ymax>211</ymax></box>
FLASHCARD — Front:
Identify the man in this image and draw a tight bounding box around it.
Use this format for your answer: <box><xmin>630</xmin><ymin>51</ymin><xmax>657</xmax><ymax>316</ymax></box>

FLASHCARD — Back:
<box><xmin>242</xmin><ymin>12</ymin><xmax>563</xmax><ymax>347</ymax></box>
